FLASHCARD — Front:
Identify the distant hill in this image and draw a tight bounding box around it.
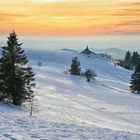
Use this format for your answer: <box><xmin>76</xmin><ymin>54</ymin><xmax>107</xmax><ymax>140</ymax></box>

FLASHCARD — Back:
<box><xmin>92</xmin><ymin>48</ymin><xmax>126</xmax><ymax>59</ymax></box>
<box><xmin>61</xmin><ymin>48</ymin><xmax>77</xmax><ymax>52</ymax></box>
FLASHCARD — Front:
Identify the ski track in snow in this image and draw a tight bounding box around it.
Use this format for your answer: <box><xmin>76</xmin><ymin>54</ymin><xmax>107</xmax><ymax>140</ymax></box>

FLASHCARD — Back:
<box><xmin>0</xmin><ymin>50</ymin><xmax>140</xmax><ymax>140</ymax></box>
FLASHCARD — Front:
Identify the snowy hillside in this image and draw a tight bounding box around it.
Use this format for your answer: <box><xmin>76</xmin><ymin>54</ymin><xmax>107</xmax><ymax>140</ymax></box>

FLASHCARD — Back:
<box><xmin>0</xmin><ymin>49</ymin><xmax>140</xmax><ymax>140</ymax></box>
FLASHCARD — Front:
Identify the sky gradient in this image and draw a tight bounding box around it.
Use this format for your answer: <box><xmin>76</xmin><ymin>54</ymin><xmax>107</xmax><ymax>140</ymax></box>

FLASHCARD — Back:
<box><xmin>0</xmin><ymin>0</ymin><xmax>139</xmax><ymax>36</ymax></box>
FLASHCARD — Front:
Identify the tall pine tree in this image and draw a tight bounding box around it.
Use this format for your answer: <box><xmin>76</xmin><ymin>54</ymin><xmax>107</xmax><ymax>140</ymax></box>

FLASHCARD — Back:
<box><xmin>69</xmin><ymin>57</ymin><xmax>81</xmax><ymax>75</ymax></box>
<box><xmin>0</xmin><ymin>31</ymin><xmax>35</xmax><ymax>105</ymax></box>
<box><xmin>131</xmin><ymin>51</ymin><xmax>139</xmax><ymax>67</ymax></box>
<box><xmin>124</xmin><ymin>51</ymin><xmax>132</xmax><ymax>69</ymax></box>
<box><xmin>130</xmin><ymin>63</ymin><xmax>140</xmax><ymax>93</ymax></box>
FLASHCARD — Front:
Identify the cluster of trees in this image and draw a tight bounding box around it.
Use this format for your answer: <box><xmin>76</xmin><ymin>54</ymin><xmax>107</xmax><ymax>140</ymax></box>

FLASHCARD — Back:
<box><xmin>69</xmin><ymin>57</ymin><xmax>97</xmax><ymax>82</ymax></box>
<box><xmin>116</xmin><ymin>50</ymin><xmax>140</xmax><ymax>93</ymax></box>
<box><xmin>118</xmin><ymin>51</ymin><xmax>140</xmax><ymax>70</ymax></box>
<box><xmin>69</xmin><ymin>50</ymin><xmax>140</xmax><ymax>94</ymax></box>
<box><xmin>0</xmin><ymin>31</ymin><xmax>35</xmax><ymax>106</ymax></box>
<box><xmin>82</xmin><ymin>46</ymin><xmax>93</xmax><ymax>54</ymax></box>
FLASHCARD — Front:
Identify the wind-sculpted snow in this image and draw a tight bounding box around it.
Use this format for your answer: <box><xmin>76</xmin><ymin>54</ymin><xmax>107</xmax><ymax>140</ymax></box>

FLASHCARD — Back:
<box><xmin>0</xmin><ymin>104</ymin><xmax>140</xmax><ymax>140</ymax></box>
<box><xmin>0</xmin><ymin>49</ymin><xmax>140</xmax><ymax>140</ymax></box>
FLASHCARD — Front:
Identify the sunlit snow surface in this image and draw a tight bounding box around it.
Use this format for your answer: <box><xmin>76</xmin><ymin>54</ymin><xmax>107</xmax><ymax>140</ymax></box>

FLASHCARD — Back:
<box><xmin>0</xmin><ymin>49</ymin><xmax>140</xmax><ymax>140</ymax></box>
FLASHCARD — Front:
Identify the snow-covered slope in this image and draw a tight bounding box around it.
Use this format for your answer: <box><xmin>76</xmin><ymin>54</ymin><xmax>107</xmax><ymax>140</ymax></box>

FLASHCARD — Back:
<box><xmin>0</xmin><ymin>49</ymin><xmax>140</xmax><ymax>140</ymax></box>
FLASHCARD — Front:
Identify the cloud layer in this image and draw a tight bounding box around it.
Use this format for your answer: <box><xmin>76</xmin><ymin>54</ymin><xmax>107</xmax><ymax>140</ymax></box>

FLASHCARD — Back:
<box><xmin>0</xmin><ymin>0</ymin><xmax>139</xmax><ymax>35</ymax></box>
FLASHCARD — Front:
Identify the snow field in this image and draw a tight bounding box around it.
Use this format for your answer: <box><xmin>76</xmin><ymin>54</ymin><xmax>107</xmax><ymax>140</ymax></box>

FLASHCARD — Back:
<box><xmin>0</xmin><ymin>49</ymin><xmax>140</xmax><ymax>140</ymax></box>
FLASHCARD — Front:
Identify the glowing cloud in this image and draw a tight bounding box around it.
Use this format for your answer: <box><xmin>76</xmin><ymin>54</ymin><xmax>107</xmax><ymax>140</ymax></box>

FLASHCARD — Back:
<box><xmin>0</xmin><ymin>0</ymin><xmax>139</xmax><ymax>35</ymax></box>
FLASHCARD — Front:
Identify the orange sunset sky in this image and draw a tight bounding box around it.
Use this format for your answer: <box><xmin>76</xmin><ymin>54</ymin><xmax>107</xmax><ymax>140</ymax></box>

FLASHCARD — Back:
<box><xmin>0</xmin><ymin>0</ymin><xmax>139</xmax><ymax>36</ymax></box>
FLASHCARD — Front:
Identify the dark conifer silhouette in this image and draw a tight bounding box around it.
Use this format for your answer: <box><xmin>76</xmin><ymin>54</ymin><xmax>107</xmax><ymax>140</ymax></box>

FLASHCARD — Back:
<box><xmin>124</xmin><ymin>51</ymin><xmax>132</xmax><ymax>69</ymax></box>
<box><xmin>0</xmin><ymin>31</ymin><xmax>35</xmax><ymax>105</ymax></box>
<box><xmin>130</xmin><ymin>63</ymin><xmax>140</xmax><ymax>93</ymax></box>
<box><xmin>131</xmin><ymin>51</ymin><xmax>139</xmax><ymax>67</ymax></box>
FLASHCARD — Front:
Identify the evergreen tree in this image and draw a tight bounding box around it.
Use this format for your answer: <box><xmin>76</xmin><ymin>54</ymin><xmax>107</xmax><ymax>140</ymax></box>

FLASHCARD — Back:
<box><xmin>131</xmin><ymin>51</ymin><xmax>139</xmax><ymax>66</ymax></box>
<box><xmin>69</xmin><ymin>57</ymin><xmax>81</xmax><ymax>75</ymax></box>
<box><xmin>130</xmin><ymin>63</ymin><xmax>140</xmax><ymax>93</ymax></box>
<box><xmin>124</xmin><ymin>51</ymin><xmax>132</xmax><ymax>69</ymax></box>
<box><xmin>0</xmin><ymin>31</ymin><xmax>35</xmax><ymax>105</ymax></box>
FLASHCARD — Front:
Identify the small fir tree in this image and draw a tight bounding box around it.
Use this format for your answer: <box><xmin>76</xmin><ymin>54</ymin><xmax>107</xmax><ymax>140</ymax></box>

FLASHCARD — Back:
<box><xmin>0</xmin><ymin>31</ymin><xmax>35</xmax><ymax>105</ymax></box>
<box><xmin>130</xmin><ymin>63</ymin><xmax>140</xmax><ymax>93</ymax></box>
<box><xmin>69</xmin><ymin>57</ymin><xmax>81</xmax><ymax>75</ymax></box>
